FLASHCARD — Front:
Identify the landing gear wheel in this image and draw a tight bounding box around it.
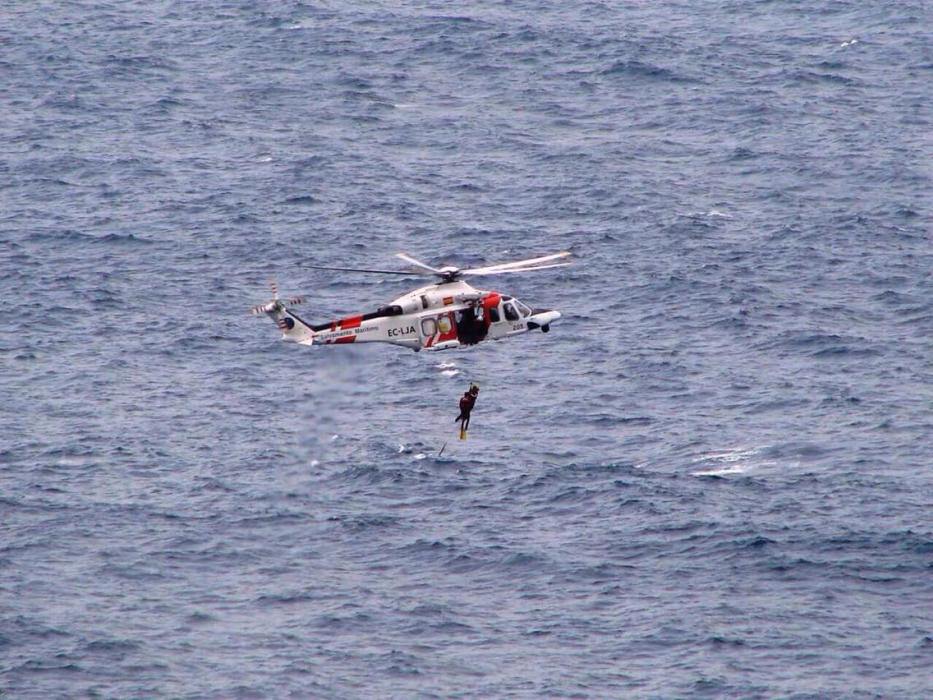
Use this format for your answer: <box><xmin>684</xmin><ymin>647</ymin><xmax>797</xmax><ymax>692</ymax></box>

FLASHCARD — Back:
<box><xmin>541</xmin><ymin>324</ymin><xmax>550</xmax><ymax>333</ymax></box>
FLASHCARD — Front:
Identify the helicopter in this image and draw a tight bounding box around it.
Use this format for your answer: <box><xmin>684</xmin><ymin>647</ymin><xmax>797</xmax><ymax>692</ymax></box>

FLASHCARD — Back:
<box><xmin>251</xmin><ymin>251</ymin><xmax>571</xmax><ymax>352</ymax></box>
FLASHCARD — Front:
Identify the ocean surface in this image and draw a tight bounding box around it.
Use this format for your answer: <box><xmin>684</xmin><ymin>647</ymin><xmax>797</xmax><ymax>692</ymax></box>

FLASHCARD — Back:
<box><xmin>2</xmin><ymin>1</ymin><xmax>931</xmax><ymax>698</ymax></box>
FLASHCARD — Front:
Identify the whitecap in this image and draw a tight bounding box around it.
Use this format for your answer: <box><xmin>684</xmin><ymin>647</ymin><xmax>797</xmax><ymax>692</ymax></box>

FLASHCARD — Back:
<box><xmin>693</xmin><ymin>464</ymin><xmax>748</xmax><ymax>477</ymax></box>
<box><xmin>693</xmin><ymin>447</ymin><xmax>761</xmax><ymax>463</ymax></box>
<box><xmin>56</xmin><ymin>457</ymin><xmax>88</xmax><ymax>467</ymax></box>
<box><xmin>691</xmin><ymin>446</ymin><xmax>774</xmax><ymax>476</ymax></box>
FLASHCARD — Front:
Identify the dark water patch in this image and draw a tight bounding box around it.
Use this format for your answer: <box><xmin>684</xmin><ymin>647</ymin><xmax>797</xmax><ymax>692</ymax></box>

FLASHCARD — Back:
<box><xmin>755</xmin><ymin>330</ymin><xmax>881</xmax><ymax>358</ymax></box>
<box><xmin>381</xmin><ymin>649</ymin><xmax>422</xmax><ymax>676</ymax></box>
<box><xmin>727</xmin><ymin>146</ymin><xmax>758</xmax><ymax>161</ymax></box>
<box><xmin>26</xmin><ymin>230</ymin><xmax>153</xmax><ymax>246</ymax></box>
<box><xmin>600</xmin><ymin>60</ymin><xmax>697</xmax><ymax>83</ymax></box>
<box><xmin>508</xmin><ymin>461</ymin><xmax>644</xmax><ymax>496</ymax></box>
<box><xmin>102</xmin><ymin>53</ymin><xmax>180</xmax><ymax>75</ymax></box>
<box><xmin>783</xmin><ymin>68</ymin><xmax>858</xmax><ymax>86</ymax></box>
<box><xmin>185</xmin><ymin>611</ymin><xmax>216</xmax><ymax>624</ymax></box>
<box><xmin>256</xmin><ymin>592</ymin><xmax>318</xmax><ymax>606</ymax></box>
<box><xmin>553</xmin><ymin>561</ymin><xmax>635</xmax><ymax>584</ymax></box>
<box><xmin>871</xmin><ymin>289</ymin><xmax>920</xmax><ymax>305</ymax></box>
<box><xmin>709</xmin><ymin>635</ymin><xmax>746</xmax><ymax>648</ymax></box>
<box><xmin>281</xmin><ymin>195</ymin><xmax>317</xmax><ymax>206</ymax></box>
<box><xmin>337</xmin><ymin>464</ymin><xmax>426</xmax><ymax>485</ymax></box>
<box><xmin>327</xmin><ymin>513</ymin><xmax>400</xmax><ymax>532</ymax></box>
<box><xmin>97</xmin><ymin>561</ymin><xmax>174</xmax><ymax>582</ymax></box>
<box><xmin>763</xmin><ymin>442</ymin><xmax>838</xmax><ymax>462</ymax></box>
<box><xmin>83</xmin><ymin>638</ymin><xmax>142</xmax><ymax>655</ymax></box>
<box><xmin>878</xmin><ymin>530</ymin><xmax>933</xmax><ymax>554</ymax></box>
<box><xmin>15</xmin><ymin>659</ymin><xmax>84</xmax><ymax>678</ymax></box>
<box><xmin>229</xmin><ymin>510</ymin><xmax>313</xmax><ymax>528</ymax></box>
<box><xmin>314</xmin><ymin>610</ymin><xmax>377</xmax><ymax>634</ymax></box>
<box><xmin>547</xmin><ymin>486</ymin><xmax>595</xmax><ymax>504</ymax></box>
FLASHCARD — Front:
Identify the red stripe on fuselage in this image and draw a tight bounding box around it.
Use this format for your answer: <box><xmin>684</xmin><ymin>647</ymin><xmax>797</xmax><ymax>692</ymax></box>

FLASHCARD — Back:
<box><xmin>338</xmin><ymin>315</ymin><xmax>363</xmax><ymax>329</ymax></box>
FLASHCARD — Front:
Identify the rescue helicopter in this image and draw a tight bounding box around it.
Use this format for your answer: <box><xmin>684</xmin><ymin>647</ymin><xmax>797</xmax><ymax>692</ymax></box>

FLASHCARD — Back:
<box><xmin>250</xmin><ymin>251</ymin><xmax>571</xmax><ymax>352</ymax></box>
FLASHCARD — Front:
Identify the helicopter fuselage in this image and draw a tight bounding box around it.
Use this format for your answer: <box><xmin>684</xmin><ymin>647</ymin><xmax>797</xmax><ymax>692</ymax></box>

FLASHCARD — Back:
<box><xmin>269</xmin><ymin>280</ymin><xmax>561</xmax><ymax>352</ymax></box>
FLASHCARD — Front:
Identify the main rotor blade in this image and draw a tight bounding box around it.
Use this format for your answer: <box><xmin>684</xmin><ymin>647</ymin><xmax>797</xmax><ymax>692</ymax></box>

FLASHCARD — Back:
<box><xmin>395</xmin><ymin>253</ymin><xmax>444</xmax><ymax>274</ymax></box>
<box><xmin>462</xmin><ymin>251</ymin><xmax>571</xmax><ymax>275</ymax></box>
<box><xmin>302</xmin><ymin>264</ymin><xmax>431</xmax><ymax>277</ymax></box>
<box><xmin>461</xmin><ymin>262</ymin><xmax>572</xmax><ymax>277</ymax></box>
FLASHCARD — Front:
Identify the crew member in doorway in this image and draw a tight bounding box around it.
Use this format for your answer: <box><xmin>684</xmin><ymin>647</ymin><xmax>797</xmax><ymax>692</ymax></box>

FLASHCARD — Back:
<box><xmin>455</xmin><ymin>384</ymin><xmax>480</xmax><ymax>437</ymax></box>
<box><xmin>456</xmin><ymin>306</ymin><xmax>487</xmax><ymax>346</ymax></box>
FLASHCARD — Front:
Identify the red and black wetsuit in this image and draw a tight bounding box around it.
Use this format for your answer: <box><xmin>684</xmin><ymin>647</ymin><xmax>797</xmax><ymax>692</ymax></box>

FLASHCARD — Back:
<box><xmin>455</xmin><ymin>391</ymin><xmax>478</xmax><ymax>429</ymax></box>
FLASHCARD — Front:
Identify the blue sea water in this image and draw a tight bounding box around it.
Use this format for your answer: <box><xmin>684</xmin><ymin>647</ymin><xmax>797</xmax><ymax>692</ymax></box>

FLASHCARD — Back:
<box><xmin>1</xmin><ymin>1</ymin><xmax>931</xmax><ymax>697</ymax></box>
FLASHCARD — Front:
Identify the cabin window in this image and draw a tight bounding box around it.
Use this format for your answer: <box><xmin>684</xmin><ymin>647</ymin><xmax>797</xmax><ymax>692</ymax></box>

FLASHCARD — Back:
<box><xmin>421</xmin><ymin>318</ymin><xmax>437</xmax><ymax>336</ymax></box>
<box><xmin>488</xmin><ymin>306</ymin><xmax>500</xmax><ymax>323</ymax></box>
<box><xmin>437</xmin><ymin>315</ymin><xmax>452</xmax><ymax>334</ymax></box>
<box><xmin>376</xmin><ymin>305</ymin><xmax>403</xmax><ymax>316</ymax></box>
<box><xmin>504</xmin><ymin>303</ymin><xmax>519</xmax><ymax>321</ymax></box>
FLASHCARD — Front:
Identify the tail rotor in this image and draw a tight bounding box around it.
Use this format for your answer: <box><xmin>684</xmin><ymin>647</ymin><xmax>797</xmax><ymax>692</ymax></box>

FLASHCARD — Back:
<box><xmin>249</xmin><ymin>279</ymin><xmax>305</xmax><ymax>315</ymax></box>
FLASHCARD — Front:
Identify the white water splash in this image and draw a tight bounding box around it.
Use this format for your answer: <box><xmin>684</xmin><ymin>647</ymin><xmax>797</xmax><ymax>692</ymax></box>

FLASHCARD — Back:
<box><xmin>693</xmin><ymin>463</ymin><xmax>749</xmax><ymax>477</ymax></box>
<box><xmin>691</xmin><ymin>446</ymin><xmax>774</xmax><ymax>477</ymax></box>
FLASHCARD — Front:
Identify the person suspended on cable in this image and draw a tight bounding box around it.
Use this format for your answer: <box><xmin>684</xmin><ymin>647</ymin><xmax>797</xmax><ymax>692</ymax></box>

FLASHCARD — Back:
<box><xmin>454</xmin><ymin>384</ymin><xmax>480</xmax><ymax>434</ymax></box>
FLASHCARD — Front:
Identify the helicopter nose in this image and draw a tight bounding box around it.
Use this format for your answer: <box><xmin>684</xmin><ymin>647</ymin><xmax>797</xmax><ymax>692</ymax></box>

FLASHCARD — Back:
<box><xmin>527</xmin><ymin>308</ymin><xmax>562</xmax><ymax>331</ymax></box>
<box><xmin>531</xmin><ymin>308</ymin><xmax>561</xmax><ymax>318</ymax></box>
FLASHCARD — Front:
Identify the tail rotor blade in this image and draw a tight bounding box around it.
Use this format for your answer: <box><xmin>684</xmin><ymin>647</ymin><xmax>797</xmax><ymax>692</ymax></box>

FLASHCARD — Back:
<box><xmin>251</xmin><ymin>280</ymin><xmax>300</xmax><ymax>316</ymax></box>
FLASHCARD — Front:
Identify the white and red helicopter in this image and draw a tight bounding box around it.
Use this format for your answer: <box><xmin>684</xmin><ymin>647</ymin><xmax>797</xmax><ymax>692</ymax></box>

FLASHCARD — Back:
<box><xmin>251</xmin><ymin>251</ymin><xmax>571</xmax><ymax>352</ymax></box>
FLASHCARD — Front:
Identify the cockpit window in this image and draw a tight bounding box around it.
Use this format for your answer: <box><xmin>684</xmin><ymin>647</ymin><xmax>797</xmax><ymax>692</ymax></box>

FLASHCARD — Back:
<box><xmin>503</xmin><ymin>302</ymin><xmax>519</xmax><ymax>321</ymax></box>
<box><xmin>488</xmin><ymin>306</ymin><xmax>500</xmax><ymax>323</ymax></box>
<box><xmin>515</xmin><ymin>301</ymin><xmax>532</xmax><ymax>317</ymax></box>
